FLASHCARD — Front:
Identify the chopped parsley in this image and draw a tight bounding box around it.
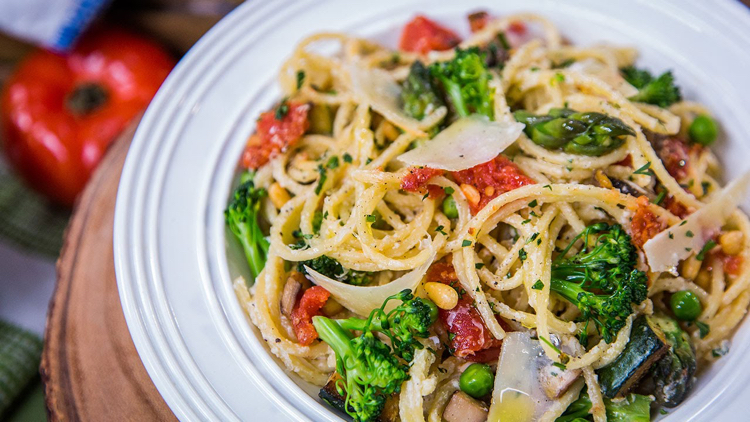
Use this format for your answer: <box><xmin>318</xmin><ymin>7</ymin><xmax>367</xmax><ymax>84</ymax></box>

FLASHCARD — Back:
<box><xmin>462</xmin><ymin>240</ymin><xmax>473</xmax><ymax>247</ymax></box>
<box><xmin>275</xmin><ymin>99</ymin><xmax>289</xmax><ymax>120</ymax></box>
<box><xmin>528</xmin><ymin>199</ymin><xmax>538</xmax><ymax>208</ymax></box>
<box><xmin>695</xmin><ymin>321</ymin><xmax>710</xmax><ymax>339</ymax></box>
<box><xmin>518</xmin><ymin>248</ymin><xmax>527</xmax><ymax>262</ymax></box>
<box><xmin>696</xmin><ymin>239</ymin><xmax>717</xmax><ymax>261</ymax></box>
<box><xmin>435</xmin><ymin>225</ymin><xmax>447</xmax><ymax>236</ymax></box>
<box><xmin>343</xmin><ymin>153</ymin><xmax>353</xmax><ymax>163</ymax></box>
<box><xmin>532</xmin><ymin>280</ymin><xmax>544</xmax><ymax>290</ymax></box>
<box><xmin>365</xmin><ymin>214</ymin><xmax>377</xmax><ymax>223</ymax></box>
<box><xmin>633</xmin><ymin>162</ymin><xmax>653</xmax><ymax>176</ymax></box>
<box><xmin>686</xmin><ymin>230</ymin><xmax>694</xmax><ymax>238</ymax></box>
<box><xmin>296</xmin><ymin>70</ymin><xmax>305</xmax><ymax>90</ymax></box>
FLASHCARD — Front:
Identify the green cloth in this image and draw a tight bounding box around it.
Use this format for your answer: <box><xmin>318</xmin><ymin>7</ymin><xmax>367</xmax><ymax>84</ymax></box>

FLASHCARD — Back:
<box><xmin>0</xmin><ymin>169</ymin><xmax>69</xmax><ymax>258</ymax></box>
<box><xmin>0</xmin><ymin>321</ymin><xmax>43</xmax><ymax>416</ymax></box>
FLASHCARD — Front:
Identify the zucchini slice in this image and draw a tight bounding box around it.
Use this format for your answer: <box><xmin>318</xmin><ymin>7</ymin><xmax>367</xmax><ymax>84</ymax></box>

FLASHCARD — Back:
<box><xmin>597</xmin><ymin>315</ymin><xmax>670</xmax><ymax>398</ymax></box>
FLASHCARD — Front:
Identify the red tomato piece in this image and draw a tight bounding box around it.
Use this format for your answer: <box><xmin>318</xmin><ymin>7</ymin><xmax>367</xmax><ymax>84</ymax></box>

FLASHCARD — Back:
<box><xmin>1</xmin><ymin>27</ymin><xmax>175</xmax><ymax>206</ymax></box>
<box><xmin>242</xmin><ymin>102</ymin><xmax>310</xmax><ymax>169</ymax></box>
<box><xmin>662</xmin><ymin>195</ymin><xmax>691</xmax><ymax>219</ymax></box>
<box><xmin>721</xmin><ymin>253</ymin><xmax>743</xmax><ymax>276</ymax></box>
<box><xmin>399</xmin><ymin>16</ymin><xmax>461</xmax><ymax>54</ymax></box>
<box><xmin>452</xmin><ymin>155</ymin><xmax>535</xmax><ymax>214</ymax></box>
<box><xmin>508</xmin><ymin>21</ymin><xmax>527</xmax><ymax>35</ymax></box>
<box><xmin>614</xmin><ymin>155</ymin><xmax>633</xmax><ymax>167</ymax></box>
<box><xmin>291</xmin><ymin>285</ymin><xmax>330</xmax><ymax>346</ymax></box>
<box><xmin>401</xmin><ymin>167</ymin><xmax>443</xmax><ymax>193</ymax></box>
<box><xmin>468</xmin><ymin>11</ymin><xmax>490</xmax><ymax>33</ymax></box>
<box><xmin>657</xmin><ymin>137</ymin><xmax>692</xmax><ymax>181</ymax></box>
<box><xmin>427</xmin><ymin>262</ymin><xmax>504</xmax><ymax>362</ymax></box>
<box><xmin>630</xmin><ymin>196</ymin><xmax>665</xmax><ymax>248</ymax></box>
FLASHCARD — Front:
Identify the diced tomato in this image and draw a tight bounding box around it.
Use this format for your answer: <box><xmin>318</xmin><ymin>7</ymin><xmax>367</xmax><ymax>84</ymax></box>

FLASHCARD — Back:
<box><xmin>630</xmin><ymin>196</ymin><xmax>666</xmax><ymax>248</ymax></box>
<box><xmin>614</xmin><ymin>155</ymin><xmax>633</xmax><ymax>167</ymax></box>
<box><xmin>468</xmin><ymin>11</ymin><xmax>490</xmax><ymax>32</ymax></box>
<box><xmin>508</xmin><ymin>21</ymin><xmax>527</xmax><ymax>35</ymax></box>
<box><xmin>291</xmin><ymin>285</ymin><xmax>330</xmax><ymax>346</ymax></box>
<box><xmin>242</xmin><ymin>102</ymin><xmax>310</xmax><ymax>169</ymax></box>
<box><xmin>399</xmin><ymin>16</ymin><xmax>461</xmax><ymax>54</ymax></box>
<box><xmin>428</xmin><ymin>262</ymin><xmax>505</xmax><ymax>362</ymax></box>
<box><xmin>657</xmin><ymin>137</ymin><xmax>692</xmax><ymax>181</ymax></box>
<box><xmin>452</xmin><ymin>155</ymin><xmax>535</xmax><ymax>214</ymax></box>
<box><xmin>721</xmin><ymin>253</ymin><xmax>744</xmax><ymax>276</ymax></box>
<box><xmin>401</xmin><ymin>167</ymin><xmax>443</xmax><ymax>192</ymax></box>
<box><xmin>662</xmin><ymin>195</ymin><xmax>691</xmax><ymax>219</ymax></box>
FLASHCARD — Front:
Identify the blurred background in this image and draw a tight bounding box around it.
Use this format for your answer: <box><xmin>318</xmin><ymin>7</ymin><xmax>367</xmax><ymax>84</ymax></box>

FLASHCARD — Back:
<box><xmin>0</xmin><ymin>0</ymin><xmax>241</xmax><ymax>420</ymax></box>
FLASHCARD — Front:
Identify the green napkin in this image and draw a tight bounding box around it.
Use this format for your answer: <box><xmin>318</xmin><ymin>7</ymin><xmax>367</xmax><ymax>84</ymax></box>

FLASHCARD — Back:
<box><xmin>0</xmin><ymin>168</ymin><xmax>69</xmax><ymax>258</ymax></box>
<box><xmin>0</xmin><ymin>321</ymin><xmax>43</xmax><ymax>415</ymax></box>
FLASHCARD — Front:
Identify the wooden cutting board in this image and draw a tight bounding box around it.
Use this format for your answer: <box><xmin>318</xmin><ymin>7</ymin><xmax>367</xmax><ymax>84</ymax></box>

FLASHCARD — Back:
<box><xmin>40</xmin><ymin>117</ymin><xmax>176</xmax><ymax>421</ymax></box>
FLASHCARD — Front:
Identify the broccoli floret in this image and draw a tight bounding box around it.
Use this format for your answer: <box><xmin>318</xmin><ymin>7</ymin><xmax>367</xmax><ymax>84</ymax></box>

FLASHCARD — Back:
<box><xmin>299</xmin><ymin>255</ymin><xmax>373</xmax><ymax>286</ymax></box>
<box><xmin>551</xmin><ymin>223</ymin><xmax>648</xmax><ymax>344</ymax></box>
<box><xmin>225</xmin><ymin>172</ymin><xmax>270</xmax><ymax>282</ymax></box>
<box><xmin>621</xmin><ymin>66</ymin><xmax>681</xmax><ymax>108</ymax></box>
<box><xmin>556</xmin><ymin>390</ymin><xmax>653</xmax><ymax>422</ymax></box>
<box><xmin>430</xmin><ymin>48</ymin><xmax>494</xmax><ymax>119</ymax></box>
<box><xmin>313</xmin><ymin>289</ymin><xmax>437</xmax><ymax>422</ymax></box>
<box><xmin>401</xmin><ymin>60</ymin><xmax>445</xmax><ymax>121</ymax></box>
<box><xmin>337</xmin><ymin>289</ymin><xmax>438</xmax><ymax>361</ymax></box>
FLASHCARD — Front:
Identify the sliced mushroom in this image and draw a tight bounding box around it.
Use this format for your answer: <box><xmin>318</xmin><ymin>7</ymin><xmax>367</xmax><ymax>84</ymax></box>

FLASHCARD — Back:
<box><xmin>539</xmin><ymin>364</ymin><xmax>582</xmax><ymax>399</ymax></box>
<box><xmin>280</xmin><ymin>271</ymin><xmax>310</xmax><ymax>317</ymax></box>
<box><xmin>443</xmin><ymin>391</ymin><xmax>489</xmax><ymax>422</ymax></box>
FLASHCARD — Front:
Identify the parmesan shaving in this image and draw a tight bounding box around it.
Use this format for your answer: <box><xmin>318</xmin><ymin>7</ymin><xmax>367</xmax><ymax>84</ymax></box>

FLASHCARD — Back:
<box><xmin>349</xmin><ymin>64</ymin><xmax>431</xmax><ymax>136</ymax></box>
<box><xmin>398</xmin><ymin>115</ymin><xmax>525</xmax><ymax>171</ymax></box>
<box><xmin>644</xmin><ymin>170</ymin><xmax>750</xmax><ymax>273</ymax></box>
<box><xmin>304</xmin><ymin>246</ymin><xmax>436</xmax><ymax>316</ymax></box>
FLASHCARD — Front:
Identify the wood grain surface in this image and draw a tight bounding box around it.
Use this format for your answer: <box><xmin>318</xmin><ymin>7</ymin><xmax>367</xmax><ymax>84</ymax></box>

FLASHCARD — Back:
<box><xmin>40</xmin><ymin>117</ymin><xmax>175</xmax><ymax>421</ymax></box>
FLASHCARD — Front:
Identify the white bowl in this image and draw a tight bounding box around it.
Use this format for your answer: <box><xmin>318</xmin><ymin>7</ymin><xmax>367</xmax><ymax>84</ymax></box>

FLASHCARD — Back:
<box><xmin>114</xmin><ymin>1</ymin><xmax>750</xmax><ymax>420</ymax></box>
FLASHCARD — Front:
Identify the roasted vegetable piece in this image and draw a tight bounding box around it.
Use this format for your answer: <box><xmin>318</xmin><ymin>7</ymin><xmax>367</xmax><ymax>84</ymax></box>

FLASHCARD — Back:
<box><xmin>597</xmin><ymin>315</ymin><xmax>670</xmax><ymax>398</ymax></box>
<box><xmin>225</xmin><ymin>172</ymin><xmax>270</xmax><ymax>282</ymax></box>
<box><xmin>556</xmin><ymin>391</ymin><xmax>653</xmax><ymax>422</ymax></box>
<box><xmin>551</xmin><ymin>223</ymin><xmax>649</xmax><ymax>343</ymax></box>
<box><xmin>649</xmin><ymin>313</ymin><xmax>697</xmax><ymax>407</ymax></box>
<box><xmin>429</xmin><ymin>48</ymin><xmax>494</xmax><ymax>119</ymax></box>
<box><xmin>336</xmin><ymin>289</ymin><xmax>438</xmax><ymax>361</ymax></box>
<box><xmin>514</xmin><ymin>108</ymin><xmax>635</xmax><ymax>156</ymax></box>
<box><xmin>620</xmin><ymin>66</ymin><xmax>682</xmax><ymax>108</ymax></box>
<box><xmin>299</xmin><ymin>254</ymin><xmax>373</xmax><ymax>286</ymax></box>
<box><xmin>401</xmin><ymin>60</ymin><xmax>445</xmax><ymax>120</ymax></box>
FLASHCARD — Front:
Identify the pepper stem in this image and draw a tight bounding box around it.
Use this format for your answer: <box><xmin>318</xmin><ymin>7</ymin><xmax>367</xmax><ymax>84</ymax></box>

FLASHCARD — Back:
<box><xmin>66</xmin><ymin>83</ymin><xmax>109</xmax><ymax>115</ymax></box>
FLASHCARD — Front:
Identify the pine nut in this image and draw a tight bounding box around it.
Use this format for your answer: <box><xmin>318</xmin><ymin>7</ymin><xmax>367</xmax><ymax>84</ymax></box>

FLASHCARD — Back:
<box><xmin>681</xmin><ymin>255</ymin><xmax>702</xmax><ymax>280</ymax></box>
<box><xmin>460</xmin><ymin>184</ymin><xmax>481</xmax><ymax>206</ymax></box>
<box><xmin>268</xmin><ymin>182</ymin><xmax>291</xmax><ymax>209</ymax></box>
<box><xmin>720</xmin><ymin>230</ymin><xmax>744</xmax><ymax>256</ymax></box>
<box><xmin>424</xmin><ymin>282</ymin><xmax>459</xmax><ymax>310</ymax></box>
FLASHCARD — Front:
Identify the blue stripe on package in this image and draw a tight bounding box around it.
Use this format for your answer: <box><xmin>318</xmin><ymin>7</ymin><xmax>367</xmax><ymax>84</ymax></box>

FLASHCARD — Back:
<box><xmin>0</xmin><ymin>0</ymin><xmax>110</xmax><ymax>51</ymax></box>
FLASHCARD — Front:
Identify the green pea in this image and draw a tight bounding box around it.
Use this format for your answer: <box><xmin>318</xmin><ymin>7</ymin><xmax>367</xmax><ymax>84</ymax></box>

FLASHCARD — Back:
<box><xmin>459</xmin><ymin>363</ymin><xmax>494</xmax><ymax>398</ymax></box>
<box><xmin>670</xmin><ymin>290</ymin><xmax>702</xmax><ymax>321</ymax></box>
<box><xmin>688</xmin><ymin>115</ymin><xmax>718</xmax><ymax>146</ymax></box>
<box><xmin>442</xmin><ymin>195</ymin><xmax>458</xmax><ymax>219</ymax></box>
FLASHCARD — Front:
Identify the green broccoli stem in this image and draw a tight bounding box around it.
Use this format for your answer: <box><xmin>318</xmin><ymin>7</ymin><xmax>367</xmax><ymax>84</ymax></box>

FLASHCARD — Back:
<box><xmin>439</xmin><ymin>78</ymin><xmax>470</xmax><ymax>117</ymax></box>
<box><xmin>313</xmin><ymin>316</ymin><xmax>355</xmax><ymax>363</ymax></box>
<box><xmin>550</xmin><ymin>278</ymin><xmax>588</xmax><ymax>307</ymax></box>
